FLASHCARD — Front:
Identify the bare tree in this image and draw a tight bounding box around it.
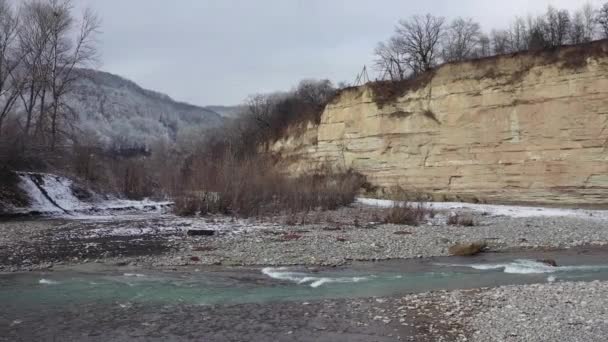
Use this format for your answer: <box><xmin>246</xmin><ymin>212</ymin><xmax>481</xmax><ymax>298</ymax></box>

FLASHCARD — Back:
<box><xmin>491</xmin><ymin>29</ymin><xmax>512</xmax><ymax>54</ymax></box>
<box><xmin>508</xmin><ymin>17</ymin><xmax>529</xmax><ymax>52</ymax></box>
<box><xmin>570</xmin><ymin>12</ymin><xmax>586</xmax><ymax>44</ymax></box>
<box><xmin>0</xmin><ymin>0</ymin><xmax>22</xmax><ymax>136</ymax></box>
<box><xmin>599</xmin><ymin>3</ymin><xmax>608</xmax><ymax>38</ymax></box>
<box><xmin>12</xmin><ymin>0</ymin><xmax>99</xmax><ymax>149</ymax></box>
<box><xmin>246</xmin><ymin>93</ymin><xmax>276</xmax><ymax>131</ymax></box>
<box><xmin>394</xmin><ymin>14</ymin><xmax>445</xmax><ymax>75</ymax></box>
<box><xmin>45</xmin><ymin>1</ymin><xmax>100</xmax><ymax>148</ymax></box>
<box><xmin>476</xmin><ymin>34</ymin><xmax>492</xmax><ymax>58</ymax></box>
<box><xmin>373</xmin><ymin>37</ymin><xmax>409</xmax><ymax>81</ymax></box>
<box><xmin>571</xmin><ymin>3</ymin><xmax>598</xmax><ymax>43</ymax></box>
<box><xmin>17</xmin><ymin>0</ymin><xmax>52</xmax><ymax>139</ymax></box>
<box><xmin>582</xmin><ymin>3</ymin><xmax>598</xmax><ymax>40</ymax></box>
<box><xmin>294</xmin><ymin>79</ymin><xmax>335</xmax><ymax>110</ymax></box>
<box><xmin>528</xmin><ymin>29</ymin><xmax>547</xmax><ymax>50</ymax></box>
<box><xmin>543</xmin><ymin>6</ymin><xmax>571</xmax><ymax>47</ymax></box>
<box><xmin>442</xmin><ymin>17</ymin><xmax>481</xmax><ymax>62</ymax></box>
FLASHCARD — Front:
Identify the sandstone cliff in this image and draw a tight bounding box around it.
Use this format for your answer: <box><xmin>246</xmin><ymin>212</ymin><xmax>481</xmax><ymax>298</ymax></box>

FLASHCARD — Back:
<box><xmin>271</xmin><ymin>41</ymin><xmax>608</xmax><ymax>205</ymax></box>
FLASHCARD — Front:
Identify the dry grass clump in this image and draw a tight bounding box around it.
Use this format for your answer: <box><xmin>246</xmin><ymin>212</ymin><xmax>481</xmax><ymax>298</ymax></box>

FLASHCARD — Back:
<box><xmin>448</xmin><ymin>242</ymin><xmax>487</xmax><ymax>256</ymax></box>
<box><xmin>172</xmin><ymin>155</ymin><xmax>366</xmax><ymax>218</ymax></box>
<box><xmin>173</xmin><ymin>196</ymin><xmax>202</xmax><ymax>217</ymax></box>
<box><xmin>447</xmin><ymin>213</ymin><xmax>475</xmax><ymax>226</ymax></box>
<box><xmin>384</xmin><ymin>202</ymin><xmax>429</xmax><ymax>226</ymax></box>
<box><xmin>368</xmin><ymin>70</ymin><xmax>436</xmax><ymax>108</ymax></box>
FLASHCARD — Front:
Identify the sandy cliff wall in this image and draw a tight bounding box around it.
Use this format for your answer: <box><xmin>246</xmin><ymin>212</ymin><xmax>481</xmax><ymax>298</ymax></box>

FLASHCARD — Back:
<box><xmin>271</xmin><ymin>41</ymin><xmax>608</xmax><ymax>205</ymax></box>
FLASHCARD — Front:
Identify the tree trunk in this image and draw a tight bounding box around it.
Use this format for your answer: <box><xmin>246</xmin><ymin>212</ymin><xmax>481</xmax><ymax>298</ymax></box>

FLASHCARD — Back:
<box><xmin>24</xmin><ymin>84</ymin><xmax>36</xmax><ymax>137</ymax></box>
<box><xmin>51</xmin><ymin>102</ymin><xmax>58</xmax><ymax>150</ymax></box>
<box><xmin>35</xmin><ymin>87</ymin><xmax>47</xmax><ymax>139</ymax></box>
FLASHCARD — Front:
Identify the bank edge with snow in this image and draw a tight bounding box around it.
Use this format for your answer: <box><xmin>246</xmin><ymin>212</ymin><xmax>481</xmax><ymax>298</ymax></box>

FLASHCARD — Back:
<box><xmin>3</xmin><ymin>172</ymin><xmax>172</xmax><ymax>218</ymax></box>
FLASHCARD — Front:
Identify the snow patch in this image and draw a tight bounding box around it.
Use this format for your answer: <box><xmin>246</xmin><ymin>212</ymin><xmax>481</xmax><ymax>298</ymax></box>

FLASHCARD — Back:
<box><xmin>12</xmin><ymin>172</ymin><xmax>172</xmax><ymax>218</ymax></box>
<box><xmin>357</xmin><ymin>198</ymin><xmax>608</xmax><ymax>220</ymax></box>
<box><xmin>123</xmin><ymin>273</ymin><xmax>145</xmax><ymax>278</ymax></box>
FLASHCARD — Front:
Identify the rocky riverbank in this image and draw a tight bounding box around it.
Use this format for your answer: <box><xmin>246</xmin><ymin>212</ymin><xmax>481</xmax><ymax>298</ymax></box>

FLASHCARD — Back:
<box><xmin>2</xmin><ymin>201</ymin><xmax>608</xmax><ymax>341</ymax></box>
<box><xmin>2</xmin><ymin>279</ymin><xmax>605</xmax><ymax>342</ymax></box>
<box><xmin>2</xmin><ymin>202</ymin><xmax>608</xmax><ymax>272</ymax></box>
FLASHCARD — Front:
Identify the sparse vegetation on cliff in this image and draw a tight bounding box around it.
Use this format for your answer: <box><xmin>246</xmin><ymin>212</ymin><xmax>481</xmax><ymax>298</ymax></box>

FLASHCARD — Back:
<box><xmin>373</xmin><ymin>3</ymin><xmax>604</xmax><ymax>83</ymax></box>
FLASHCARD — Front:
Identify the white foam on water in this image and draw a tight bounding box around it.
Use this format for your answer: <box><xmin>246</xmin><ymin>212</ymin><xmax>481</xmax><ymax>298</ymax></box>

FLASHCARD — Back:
<box><xmin>123</xmin><ymin>273</ymin><xmax>146</xmax><ymax>278</ymax></box>
<box><xmin>309</xmin><ymin>276</ymin><xmax>370</xmax><ymax>288</ymax></box>
<box><xmin>439</xmin><ymin>259</ymin><xmax>608</xmax><ymax>274</ymax></box>
<box><xmin>38</xmin><ymin>279</ymin><xmax>59</xmax><ymax>285</ymax></box>
<box><xmin>118</xmin><ymin>302</ymin><xmax>133</xmax><ymax>309</ymax></box>
<box><xmin>262</xmin><ymin>267</ymin><xmax>372</xmax><ymax>288</ymax></box>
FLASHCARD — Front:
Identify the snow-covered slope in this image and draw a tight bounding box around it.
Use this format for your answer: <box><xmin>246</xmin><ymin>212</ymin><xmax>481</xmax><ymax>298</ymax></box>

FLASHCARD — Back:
<box><xmin>68</xmin><ymin>69</ymin><xmax>224</xmax><ymax>150</ymax></box>
<box><xmin>9</xmin><ymin>172</ymin><xmax>172</xmax><ymax>217</ymax></box>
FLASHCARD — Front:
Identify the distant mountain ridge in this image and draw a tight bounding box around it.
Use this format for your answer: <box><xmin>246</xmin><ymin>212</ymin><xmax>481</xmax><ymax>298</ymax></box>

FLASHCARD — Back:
<box><xmin>204</xmin><ymin>105</ymin><xmax>245</xmax><ymax>118</ymax></box>
<box><xmin>68</xmin><ymin>69</ymin><xmax>224</xmax><ymax>150</ymax></box>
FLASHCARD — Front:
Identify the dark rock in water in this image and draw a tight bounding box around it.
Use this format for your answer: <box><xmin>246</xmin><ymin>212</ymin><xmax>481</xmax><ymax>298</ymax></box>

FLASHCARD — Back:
<box><xmin>448</xmin><ymin>242</ymin><xmax>487</xmax><ymax>256</ymax></box>
<box><xmin>538</xmin><ymin>259</ymin><xmax>558</xmax><ymax>267</ymax></box>
<box><xmin>187</xmin><ymin>230</ymin><xmax>216</xmax><ymax>237</ymax></box>
<box><xmin>190</xmin><ymin>256</ymin><xmax>200</xmax><ymax>262</ymax></box>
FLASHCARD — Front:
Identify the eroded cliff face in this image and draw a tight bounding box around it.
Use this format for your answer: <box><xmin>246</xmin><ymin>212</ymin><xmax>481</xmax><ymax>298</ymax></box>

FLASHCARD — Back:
<box><xmin>271</xmin><ymin>41</ymin><xmax>608</xmax><ymax>205</ymax></box>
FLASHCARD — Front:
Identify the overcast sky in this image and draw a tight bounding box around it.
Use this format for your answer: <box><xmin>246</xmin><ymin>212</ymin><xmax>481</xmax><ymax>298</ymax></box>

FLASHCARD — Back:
<box><xmin>73</xmin><ymin>0</ymin><xmax>603</xmax><ymax>106</ymax></box>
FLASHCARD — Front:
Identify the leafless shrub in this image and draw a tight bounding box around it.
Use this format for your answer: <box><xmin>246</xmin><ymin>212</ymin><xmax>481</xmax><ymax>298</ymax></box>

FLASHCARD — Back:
<box><xmin>174</xmin><ymin>196</ymin><xmax>200</xmax><ymax>217</ymax></box>
<box><xmin>368</xmin><ymin>70</ymin><xmax>435</xmax><ymax>108</ymax></box>
<box><xmin>281</xmin><ymin>233</ymin><xmax>302</xmax><ymax>241</ymax></box>
<box><xmin>172</xmin><ymin>153</ymin><xmax>366</xmax><ymax>218</ymax></box>
<box><xmin>285</xmin><ymin>214</ymin><xmax>298</xmax><ymax>226</ymax></box>
<box><xmin>384</xmin><ymin>202</ymin><xmax>429</xmax><ymax>226</ymax></box>
<box><xmin>447</xmin><ymin>213</ymin><xmax>476</xmax><ymax>226</ymax></box>
<box><xmin>449</xmin><ymin>242</ymin><xmax>487</xmax><ymax>256</ymax></box>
